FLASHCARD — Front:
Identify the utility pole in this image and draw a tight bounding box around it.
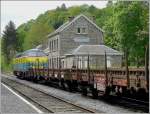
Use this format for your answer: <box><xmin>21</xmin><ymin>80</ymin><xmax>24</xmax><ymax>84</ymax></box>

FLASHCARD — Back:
<box><xmin>52</xmin><ymin>57</ymin><xmax>54</xmax><ymax>77</ymax></box>
<box><xmin>37</xmin><ymin>59</ymin><xmax>40</xmax><ymax>76</ymax></box>
<box><xmin>87</xmin><ymin>54</ymin><xmax>90</xmax><ymax>83</ymax></box>
<box><xmin>48</xmin><ymin>59</ymin><xmax>50</xmax><ymax>77</ymax></box>
<box><xmin>125</xmin><ymin>48</ymin><xmax>130</xmax><ymax>88</ymax></box>
<box><xmin>42</xmin><ymin>62</ymin><xmax>44</xmax><ymax>76</ymax></box>
<box><xmin>104</xmin><ymin>51</ymin><xmax>108</xmax><ymax>86</ymax></box>
<box><xmin>58</xmin><ymin>57</ymin><xmax>61</xmax><ymax>80</ymax></box>
<box><xmin>145</xmin><ymin>44</ymin><xmax>149</xmax><ymax>91</ymax></box>
<box><xmin>76</xmin><ymin>56</ymin><xmax>78</xmax><ymax>80</ymax></box>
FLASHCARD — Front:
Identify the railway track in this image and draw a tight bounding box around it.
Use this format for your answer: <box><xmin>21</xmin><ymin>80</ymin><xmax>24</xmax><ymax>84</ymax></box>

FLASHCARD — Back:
<box><xmin>119</xmin><ymin>97</ymin><xmax>149</xmax><ymax>112</ymax></box>
<box><xmin>102</xmin><ymin>95</ymin><xmax>149</xmax><ymax>112</ymax></box>
<box><xmin>121</xmin><ymin>96</ymin><xmax>149</xmax><ymax>106</ymax></box>
<box><xmin>2</xmin><ymin>77</ymin><xmax>96</xmax><ymax>113</ymax></box>
<box><xmin>2</xmin><ymin>75</ymin><xmax>149</xmax><ymax>113</ymax></box>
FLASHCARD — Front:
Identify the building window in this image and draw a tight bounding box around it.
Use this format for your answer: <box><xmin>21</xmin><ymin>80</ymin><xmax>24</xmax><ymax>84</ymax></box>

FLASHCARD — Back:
<box><xmin>53</xmin><ymin>40</ymin><xmax>54</xmax><ymax>51</ymax></box>
<box><xmin>55</xmin><ymin>40</ymin><xmax>57</xmax><ymax>51</ymax></box>
<box><xmin>55</xmin><ymin>39</ymin><xmax>57</xmax><ymax>51</ymax></box>
<box><xmin>77</xmin><ymin>28</ymin><xmax>80</xmax><ymax>33</ymax></box>
<box><xmin>49</xmin><ymin>41</ymin><xmax>51</xmax><ymax>52</ymax></box>
<box><xmin>52</xmin><ymin>40</ymin><xmax>54</xmax><ymax>51</ymax></box>
<box><xmin>82</xmin><ymin>28</ymin><xmax>86</xmax><ymax>33</ymax></box>
<box><xmin>52</xmin><ymin>40</ymin><xmax>53</xmax><ymax>51</ymax></box>
<box><xmin>54</xmin><ymin>58</ymin><xmax>56</xmax><ymax>68</ymax></box>
<box><xmin>54</xmin><ymin>40</ymin><xmax>56</xmax><ymax>51</ymax></box>
<box><xmin>62</xmin><ymin>61</ymin><xmax>64</xmax><ymax>68</ymax></box>
<box><xmin>57</xmin><ymin>57</ymin><xmax>59</xmax><ymax>68</ymax></box>
<box><xmin>51</xmin><ymin>58</ymin><xmax>53</xmax><ymax>68</ymax></box>
<box><xmin>77</xmin><ymin>27</ymin><xmax>86</xmax><ymax>34</ymax></box>
<box><xmin>56</xmin><ymin>39</ymin><xmax>58</xmax><ymax>50</ymax></box>
<box><xmin>50</xmin><ymin>41</ymin><xmax>51</xmax><ymax>52</ymax></box>
<box><xmin>51</xmin><ymin>41</ymin><xmax>52</xmax><ymax>51</ymax></box>
<box><xmin>50</xmin><ymin>39</ymin><xmax>59</xmax><ymax>52</ymax></box>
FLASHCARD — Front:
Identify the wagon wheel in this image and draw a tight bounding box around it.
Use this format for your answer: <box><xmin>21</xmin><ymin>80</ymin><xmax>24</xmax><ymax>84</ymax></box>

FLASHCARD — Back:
<box><xmin>82</xmin><ymin>86</ymin><xmax>87</xmax><ymax>96</ymax></box>
<box><xmin>92</xmin><ymin>88</ymin><xmax>98</xmax><ymax>99</ymax></box>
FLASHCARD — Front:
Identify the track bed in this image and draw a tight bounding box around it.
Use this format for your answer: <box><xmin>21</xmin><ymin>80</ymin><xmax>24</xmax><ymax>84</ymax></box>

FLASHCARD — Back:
<box><xmin>2</xmin><ymin>77</ymin><xmax>95</xmax><ymax>113</ymax></box>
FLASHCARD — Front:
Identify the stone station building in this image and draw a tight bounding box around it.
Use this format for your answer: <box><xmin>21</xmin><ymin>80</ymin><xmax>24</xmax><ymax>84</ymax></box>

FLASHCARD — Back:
<box><xmin>36</xmin><ymin>14</ymin><xmax>123</xmax><ymax>69</ymax></box>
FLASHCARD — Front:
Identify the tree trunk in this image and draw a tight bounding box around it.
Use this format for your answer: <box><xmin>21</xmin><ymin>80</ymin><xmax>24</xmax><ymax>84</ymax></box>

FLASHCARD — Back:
<box><xmin>145</xmin><ymin>44</ymin><xmax>149</xmax><ymax>91</ymax></box>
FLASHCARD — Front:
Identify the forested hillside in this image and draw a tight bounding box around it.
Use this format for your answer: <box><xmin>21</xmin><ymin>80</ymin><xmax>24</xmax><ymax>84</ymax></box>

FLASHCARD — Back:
<box><xmin>1</xmin><ymin>1</ymin><xmax>149</xmax><ymax>71</ymax></box>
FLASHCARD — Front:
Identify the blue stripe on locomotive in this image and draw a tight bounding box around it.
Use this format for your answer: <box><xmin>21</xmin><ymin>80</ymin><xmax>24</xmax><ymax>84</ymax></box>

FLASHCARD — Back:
<box><xmin>14</xmin><ymin>62</ymin><xmax>48</xmax><ymax>72</ymax></box>
<box><xmin>14</xmin><ymin>63</ymin><xmax>29</xmax><ymax>71</ymax></box>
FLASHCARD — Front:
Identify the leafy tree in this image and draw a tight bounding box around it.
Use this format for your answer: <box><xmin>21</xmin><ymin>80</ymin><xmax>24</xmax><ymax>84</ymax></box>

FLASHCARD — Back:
<box><xmin>17</xmin><ymin>20</ymin><xmax>34</xmax><ymax>51</ymax></box>
<box><xmin>107</xmin><ymin>0</ymin><xmax>113</xmax><ymax>7</ymax></box>
<box><xmin>56</xmin><ymin>6</ymin><xmax>60</xmax><ymax>11</ymax></box>
<box><xmin>111</xmin><ymin>1</ymin><xmax>149</xmax><ymax>87</ymax></box>
<box><xmin>23</xmin><ymin>21</ymin><xmax>53</xmax><ymax>50</ymax></box>
<box><xmin>88</xmin><ymin>5</ymin><xmax>96</xmax><ymax>13</ymax></box>
<box><xmin>56</xmin><ymin>3</ymin><xmax>67</xmax><ymax>11</ymax></box>
<box><xmin>61</xmin><ymin>3</ymin><xmax>67</xmax><ymax>11</ymax></box>
<box><xmin>68</xmin><ymin>6</ymin><xmax>82</xmax><ymax>16</ymax></box>
<box><xmin>135</xmin><ymin>1</ymin><xmax>149</xmax><ymax>89</ymax></box>
<box><xmin>2</xmin><ymin>1</ymin><xmax>149</xmax><ymax>73</ymax></box>
<box><xmin>15</xmin><ymin>2</ymin><xmax>148</xmax><ymax>69</ymax></box>
<box><xmin>2</xmin><ymin>21</ymin><xmax>18</xmax><ymax>64</ymax></box>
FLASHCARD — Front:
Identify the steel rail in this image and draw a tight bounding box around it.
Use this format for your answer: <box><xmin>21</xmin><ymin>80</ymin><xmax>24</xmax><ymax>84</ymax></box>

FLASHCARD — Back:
<box><xmin>2</xmin><ymin>76</ymin><xmax>96</xmax><ymax>113</ymax></box>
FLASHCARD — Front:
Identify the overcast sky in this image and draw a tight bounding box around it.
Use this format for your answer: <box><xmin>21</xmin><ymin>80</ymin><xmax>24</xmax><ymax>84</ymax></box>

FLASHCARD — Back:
<box><xmin>1</xmin><ymin>1</ymin><xmax>108</xmax><ymax>34</ymax></box>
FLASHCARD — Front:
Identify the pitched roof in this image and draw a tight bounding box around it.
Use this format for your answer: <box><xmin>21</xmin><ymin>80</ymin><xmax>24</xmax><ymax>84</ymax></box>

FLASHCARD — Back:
<box><xmin>65</xmin><ymin>45</ymin><xmax>123</xmax><ymax>56</ymax></box>
<box><xmin>47</xmin><ymin>14</ymin><xmax>104</xmax><ymax>38</ymax></box>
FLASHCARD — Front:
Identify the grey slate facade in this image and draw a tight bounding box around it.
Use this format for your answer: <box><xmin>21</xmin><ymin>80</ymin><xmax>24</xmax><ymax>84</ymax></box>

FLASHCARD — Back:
<box><xmin>43</xmin><ymin>14</ymin><xmax>122</xmax><ymax>69</ymax></box>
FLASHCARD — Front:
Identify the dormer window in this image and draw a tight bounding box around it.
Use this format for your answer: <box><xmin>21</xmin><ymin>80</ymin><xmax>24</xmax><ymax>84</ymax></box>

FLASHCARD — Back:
<box><xmin>77</xmin><ymin>28</ymin><xmax>80</xmax><ymax>33</ymax></box>
<box><xmin>77</xmin><ymin>27</ymin><xmax>87</xmax><ymax>34</ymax></box>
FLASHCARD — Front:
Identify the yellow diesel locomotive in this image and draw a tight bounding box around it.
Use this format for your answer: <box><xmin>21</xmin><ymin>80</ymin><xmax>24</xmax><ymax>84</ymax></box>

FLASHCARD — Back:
<box><xmin>13</xmin><ymin>49</ymin><xmax>48</xmax><ymax>78</ymax></box>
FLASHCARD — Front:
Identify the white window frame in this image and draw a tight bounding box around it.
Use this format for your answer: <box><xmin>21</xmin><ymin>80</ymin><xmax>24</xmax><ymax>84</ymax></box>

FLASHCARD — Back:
<box><xmin>76</xmin><ymin>27</ymin><xmax>87</xmax><ymax>34</ymax></box>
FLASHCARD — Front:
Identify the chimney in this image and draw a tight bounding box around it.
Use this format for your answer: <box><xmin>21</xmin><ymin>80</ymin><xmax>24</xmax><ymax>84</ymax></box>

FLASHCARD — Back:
<box><xmin>68</xmin><ymin>16</ymin><xmax>74</xmax><ymax>22</ymax></box>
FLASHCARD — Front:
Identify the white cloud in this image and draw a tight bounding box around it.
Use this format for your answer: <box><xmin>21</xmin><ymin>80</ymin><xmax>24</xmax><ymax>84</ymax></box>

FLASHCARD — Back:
<box><xmin>1</xmin><ymin>1</ymin><xmax>107</xmax><ymax>34</ymax></box>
